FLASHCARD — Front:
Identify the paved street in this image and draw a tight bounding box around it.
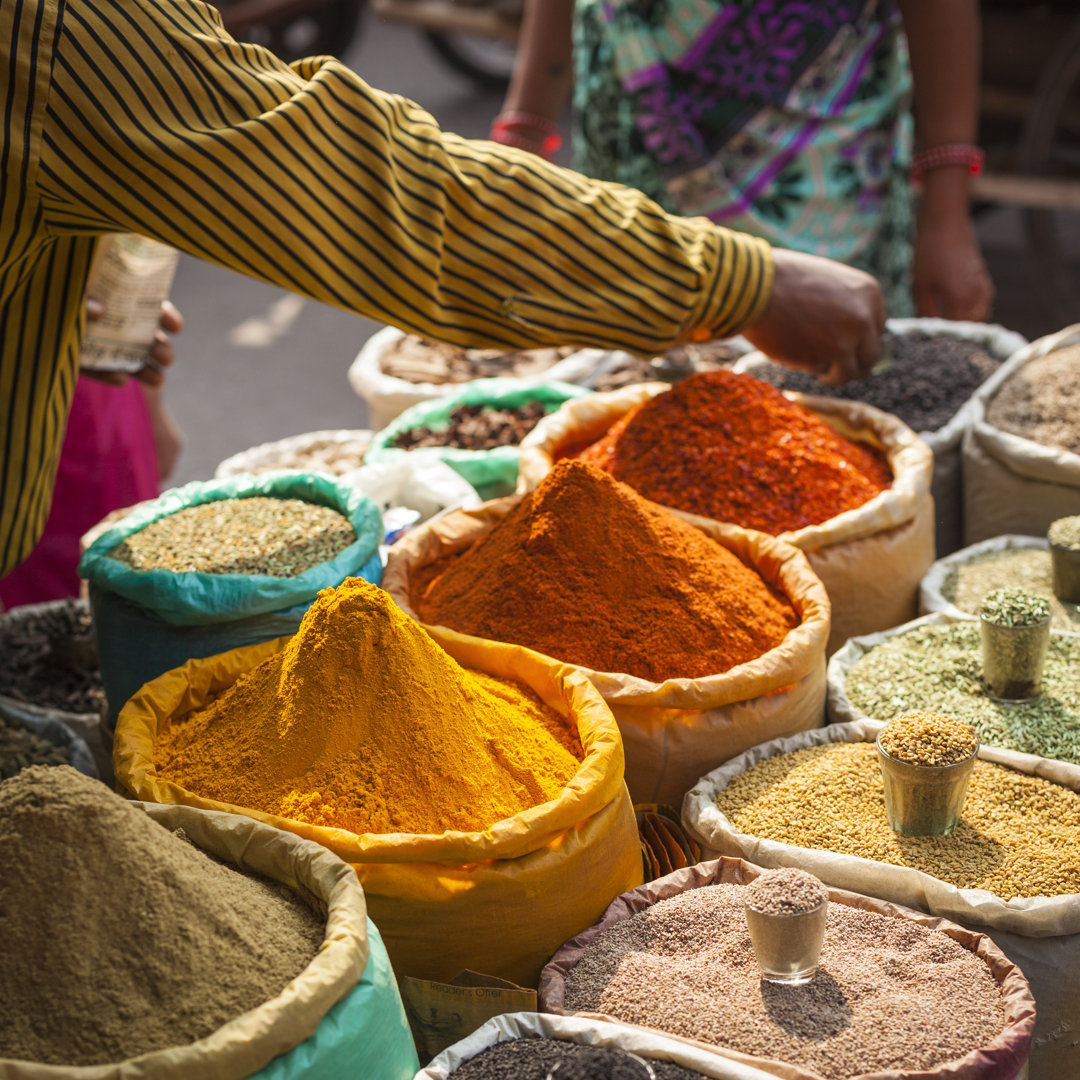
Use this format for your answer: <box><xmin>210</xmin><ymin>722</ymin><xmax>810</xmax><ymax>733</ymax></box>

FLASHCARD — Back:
<box><xmin>164</xmin><ymin>13</ymin><xmax>1073</xmax><ymax>487</ymax></box>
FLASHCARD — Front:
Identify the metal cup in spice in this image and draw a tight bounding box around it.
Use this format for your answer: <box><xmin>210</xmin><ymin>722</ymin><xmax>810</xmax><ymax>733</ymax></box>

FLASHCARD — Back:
<box><xmin>1048</xmin><ymin>515</ymin><xmax>1080</xmax><ymax>605</ymax></box>
<box><xmin>979</xmin><ymin>587</ymin><xmax>1052</xmax><ymax>702</ymax></box>
<box><xmin>743</xmin><ymin>867</ymin><xmax>829</xmax><ymax>985</ymax></box>
<box><xmin>876</xmin><ymin>712</ymin><xmax>978</xmax><ymax>837</ymax></box>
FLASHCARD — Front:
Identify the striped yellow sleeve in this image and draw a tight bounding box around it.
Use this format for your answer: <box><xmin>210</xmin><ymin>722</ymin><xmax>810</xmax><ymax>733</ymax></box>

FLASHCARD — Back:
<box><xmin>39</xmin><ymin>0</ymin><xmax>772</xmax><ymax>355</ymax></box>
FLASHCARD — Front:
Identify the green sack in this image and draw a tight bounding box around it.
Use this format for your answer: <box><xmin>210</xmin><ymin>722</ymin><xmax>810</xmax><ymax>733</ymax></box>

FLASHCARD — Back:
<box><xmin>365</xmin><ymin>379</ymin><xmax>591</xmax><ymax>501</ymax></box>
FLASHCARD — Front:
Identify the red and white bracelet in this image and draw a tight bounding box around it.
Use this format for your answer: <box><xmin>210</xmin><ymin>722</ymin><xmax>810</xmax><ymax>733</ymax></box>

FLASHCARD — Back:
<box><xmin>490</xmin><ymin>110</ymin><xmax>563</xmax><ymax>160</ymax></box>
<box><xmin>911</xmin><ymin>143</ymin><xmax>985</xmax><ymax>183</ymax></box>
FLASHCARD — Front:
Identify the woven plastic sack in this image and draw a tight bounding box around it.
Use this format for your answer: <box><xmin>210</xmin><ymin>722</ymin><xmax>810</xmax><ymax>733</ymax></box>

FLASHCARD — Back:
<box><xmin>518</xmin><ymin>385</ymin><xmax>934</xmax><ymax>655</ymax></box>
<box><xmin>735</xmin><ymin>319</ymin><xmax>1027</xmax><ymax>558</ymax></box>
<box><xmin>419</xmin><ymin>1011</ymin><xmax>784</xmax><ymax>1080</ymax></box>
<box><xmin>347</xmin><ymin>326</ymin><xmax>610</xmax><ymax>432</ymax></box>
<box><xmin>383</xmin><ymin>499</ymin><xmax>830</xmax><ymax>807</ymax></box>
<box><xmin>78</xmin><ymin>474</ymin><xmax>383</xmax><ymax>721</ymax></box>
<box><xmin>682</xmin><ymin>721</ymin><xmax>1080</xmax><ymax>1080</ymax></box>
<box><xmin>963</xmin><ymin>325</ymin><xmax>1080</xmax><ymax>546</ymax></box>
<box><xmin>0</xmin><ymin>699</ymin><xmax>98</xmax><ymax>780</ymax></box>
<box><xmin>365</xmin><ymin>378</ymin><xmax>592</xmax><ymax>502</ymax></box>
<box><xmin>0</xmin><ymin>802</ymin><xmax>417</xmax><ymax>1080</ymax></box>
<box><xmin>113</xmin><ymin>631</ymin><xmax>643</xmax><ymax>990</ymax></box>
<box><xmin>214</xmin><ymin>429</ymin><xmax>374</xmax><ymax>479</ymax></box>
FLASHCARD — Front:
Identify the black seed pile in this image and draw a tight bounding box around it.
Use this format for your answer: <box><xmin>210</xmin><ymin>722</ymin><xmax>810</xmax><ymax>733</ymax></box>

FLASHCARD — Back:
<box><xmin>449</xmin><ymin>1039</ymin><xmax>706</xmax><ymax>1080</ymax></box>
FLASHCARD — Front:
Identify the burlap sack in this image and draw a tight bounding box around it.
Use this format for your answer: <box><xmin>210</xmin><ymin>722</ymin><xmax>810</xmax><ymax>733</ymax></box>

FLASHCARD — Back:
<box><xmin>963</xmin><ymin>325</ymin><xmax>1080</xmax><ymax>546</ymax></box>
<box><xmin>537</xmin><ymin>856</ymin><xmax>1034</xmax><ymax>1080</ymax></box>
<box><xmin>383</xmin><ymin>501</ymin><xmax>830</xmax><ymax>807</ymax></box>
<box><xmin>682</xmin><ymin>721</ymin><xmax>1080</xmax><ymax>1080</ymax></box>
<box><xmin>0</xmin><ymin>803</ymin><xmax>418</xmax><ymax>1080</ymax></box>
<box><xmin>113</xmin><ymin>632</ymin><xmax>642</xmax><ymax>990</ymax></box>
<box><xmin>517</xmin><ymin>384</ymin><xmax>934</xmax><ymax>655</ymax></box>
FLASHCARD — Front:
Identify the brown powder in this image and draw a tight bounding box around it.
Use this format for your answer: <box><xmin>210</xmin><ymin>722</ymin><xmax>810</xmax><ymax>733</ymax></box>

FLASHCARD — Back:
<box><xmin>0</xmin><ymin>766</ymin><xmax>325</xmax><ymax>1067</ymax></box>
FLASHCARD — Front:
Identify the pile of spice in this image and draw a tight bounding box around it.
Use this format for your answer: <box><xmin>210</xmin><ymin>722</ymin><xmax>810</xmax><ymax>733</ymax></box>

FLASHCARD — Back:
<box><xmin>449</xmin><ymin>1040</ymin><xmax>707</xmax><ymax>1079</ymax></box>
<box><xmin>414</xmin><ymin>460</ymin><xmax>799</xmax><ymax>683</ymax></box>
<box><xmin>980</xmin><ymin>587</ymin><xmax>1051</xmax><ymax>627</ymax></box>
<box><xmin>844</xmin><ymin>623</ymin><xmax>1080</xmax><ymax>763</ymax></box>
<box><xmin>1049</xmin><ymin>514</ymin><xmax>1080</xmax><ymax>551</ymax></box>
<box><xmin>380</xmin><ymin>335</ymin><xmax>574</xmax><ymax>384</ymax></box>
<box><xmin>574</xmin><ymin>370</ymin><xmax>893</xmax><ymax>534</ymax></box>
<box><xmin>0</xmin><ymin>598</ymin><xmax>105</xmax><ymax>715</ymax></box>
<box><xmin>562</xmin><ymin>884</ymin><xmax>1006</xmax><ymax>1080</ymax></box>
<box><xmin>878</xmin><ymin>712</ymin><xmax>978</xmax><ymax>767</ymax></box>
<box><xmin>714</xmin><ymin>740</ymin><xmax>1080</xmax><ymax>898</ymax></box>
<box><xmin>745</xmin><ymin>867</ymin><xmax>829</xmax><ymax>915</ymax></box>
<box><xmin>155</xmin><ymin>578</ymin><xmax>583</xmax><ymax>835</ymax></box>
<box><xmin>106</xmin><ymin>496</ymin><xmax>356</xmax><ymax>576</ymax></box>
<box><xmin>390</xmin><ymin>400</ymin><xmax>549</xmax><ymax>452</ymax></box>
<box><xmin>744</xmin><ymin>333</ymin><xmax>1001</xmax><ymax>432</ymax></box>
<box><xmin>0</xmin><ymin>713</ymin><xmax>69</xmax><ymax>778</ymax></box>
<box><xmin>940</xmin><ymin>547</ymin><xmax>1080</xmax><ymax>631</ymax></box>
<box><xmin>985</xmin><ymin>344</ymin><xmax>1080</xmax><ymax>454</ymax></box>
<box><xmin>0</xmin><ymin>765</ymin><xmax>324</xmax><ymax>1066</ymax></box>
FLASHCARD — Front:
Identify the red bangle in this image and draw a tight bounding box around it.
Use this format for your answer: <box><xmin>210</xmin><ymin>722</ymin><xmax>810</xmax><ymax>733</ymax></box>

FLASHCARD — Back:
<box><xmin>493</xmin><ymin>110</ymin><xmax>560</xmax><ymax>137</ymax></box>
<box><xmin>490</xmin><ymin>116</ymin><xmax>562</xmax><ymax>160</ymax></box>
<box><xmin>911</xmin><ymin>143</ymin><xmax>984</xmax><ymax>183</ymax></box>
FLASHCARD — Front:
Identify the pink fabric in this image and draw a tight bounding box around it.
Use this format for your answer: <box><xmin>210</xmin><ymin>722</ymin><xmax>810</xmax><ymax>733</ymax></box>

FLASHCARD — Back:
<box><xmin>0</xmin><ymin>378</ymin><xmax>160</xmax><ymax>608</ymax></box>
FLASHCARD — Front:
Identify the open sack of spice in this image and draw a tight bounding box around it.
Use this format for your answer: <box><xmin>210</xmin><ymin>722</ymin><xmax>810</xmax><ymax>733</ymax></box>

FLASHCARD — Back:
<box><xmin>518</xmin><ymin>370</ymin><xmax>934</xmax><ymax>655</ymax></box>
<box><xmin>383</xmin><ymin>459</ymin><xmax>830</xmax><ymax>808</ymax></box>
<box><xmin>113</xmin><ymin>577</ymin><xmax>642</xmax><ymax>989</ymax></box>
<box><xmin>733</xmin><ymin>318</ymin><xmax>1027</xmax><ymax>558</ymax></box>
<box><xmin>537</xmin><ymin>856</ymin><xmax>1034</xmax><ymax>1080</ymax></box>
<box><xmin>682</xmin><ymin>719</ymin><xmax>1080</xmax><ymax>1080</ymax></box>
<box><xmin>0</xmin><ymin>765</ymin><xmax>418</xmax><ymax>1080</ymax></box>
<box><xmin>78</xmin><ymin>473</ymin><xmax>383</xmax><ymax>723</ymax></box>
<box><xmin>419</xmin><ymin>1011</ymin><xmax>787</xmax><ymax>1080</ymax></box>
<box><xmin>963</xmin><ymin>323</ymin><xmax>1080</xmax><ymax>546</ymax></box>
<box><xmin>364</xmin><ymin>377</ymin><xmax>592</xmax><ymax>502</ymax></box>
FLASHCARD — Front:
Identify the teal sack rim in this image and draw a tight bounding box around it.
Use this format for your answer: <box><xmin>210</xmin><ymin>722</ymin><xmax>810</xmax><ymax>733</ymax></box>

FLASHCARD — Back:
<box><xmin>78</xmin><ymin>473</ymin><xmax>383</xmax><ymax>627</ymax></box>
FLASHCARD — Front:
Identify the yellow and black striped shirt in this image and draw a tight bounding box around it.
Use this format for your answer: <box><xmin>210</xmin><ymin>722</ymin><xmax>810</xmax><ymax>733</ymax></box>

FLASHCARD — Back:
<box><xmin>0</xmin><ymin>0</ymin><xmax>772</xmax><ymax>576</ymax></box>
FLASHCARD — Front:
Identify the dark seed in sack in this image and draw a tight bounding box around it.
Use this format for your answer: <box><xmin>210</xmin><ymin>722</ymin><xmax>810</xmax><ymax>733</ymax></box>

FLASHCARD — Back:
<box><xmin>563</xmin><ymin>883</ymin><xmax>1006</xmax><ymax>1080</ymax></box>
<box><xmin>0</xmin><ymin>714</ymin><xmax>69</xmax><ymax>779</ymax></box>
<box><xmin>0</xmin><ymin>598</ymin><xmax>106</xmax><ymax>715</ymax></box>
<box><xmin>985</xmin><ymin>343</ymin><xmax>1080</xmax><ymax>454</ymax></box>
<box><xmin>390</xmin><ymin>401</ymin><xmax>550</xmax><ymax>452</ymax></box>
<box><xmin>449</xmin><ymin>1039</ymin><xmax>708</xmax><ymax>1080</ymax></box>
<box><xmin>746</xmin><ymin>332</ymin><xmax>1001</xmax><ymax>431</ymax></box>
<box><xmin>106</xmin><ymin>496</ymin><xmax>356</xmax><ymax>576</ymax></box>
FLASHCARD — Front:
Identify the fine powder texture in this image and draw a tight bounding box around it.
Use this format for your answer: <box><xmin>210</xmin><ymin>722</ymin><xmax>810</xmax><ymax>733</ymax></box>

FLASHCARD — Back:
<box><xmin>0</xmin><ymin>766</ymin><xmax>324</xmax><ymax>1067</ymax></box>
<box><xmin>415</xmin><ymin>459</ymin><xmax>799</xmax><ymax>682</ymax></box>
<box><xmin>575</xmin><ymin>370</ymin><xmax>893</xmax><ymax>534</ymax></box>
<box><xmin>986</xmin><ymin>344</ymin><xmax>1080</xmax><ymax>454</ymax></box>
<box><xmin>155</xmin><ymin>578</ymin><xmax>582</xmax><ymax>835</ymax></box>
<box><xmin>715</xmin><ymin>741</ymin><xmax>1080</xmax><ymax>899</ymax></box>
<box><xmin>562</xmin><ymin>884</ymin><xmax>1006</xmax><ymax>1080</ymax></box>
<box><xmin>450</xmin><ymin>1039</ymin><xmax>706</xmax><ymax>1079</ymax></box>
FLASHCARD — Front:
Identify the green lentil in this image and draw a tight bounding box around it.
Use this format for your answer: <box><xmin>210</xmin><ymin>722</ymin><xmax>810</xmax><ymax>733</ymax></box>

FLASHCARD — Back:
<box><xmin>941</xmin><ymin>547</ymin><xmax>1080</xmax><ymax>632</ymax></box>
<box><xmin>1049</xmin><ymin>515</ymin><xmax>1080</xmax><ymax>551</ymax></box>
<box><xmin>715</xmin><ymin>741</ymin><xmax>1080</xmax><ymax>899</ymax></box>
<box><xmin>979</xmin><ymin>587</ymin><xmax>1051</xmax><ymax>627</ymax></box>
<box><xmin>844</xmin><ymin>623</ymin><xmax>1080</xmax><ymax>763</ymax></box>
<box><xmin>107</xmin><ymin>497</ymin><xmax>356</xmax><ymax>577</ymax></box>
<box><xmin>879</xmin><ymin>712</ymin><xmax>977</xmax><ymax>767</ymax></box>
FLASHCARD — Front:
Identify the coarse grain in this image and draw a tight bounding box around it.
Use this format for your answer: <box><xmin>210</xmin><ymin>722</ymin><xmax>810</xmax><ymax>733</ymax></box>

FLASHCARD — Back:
<box><xmin>844</xmin><ymin>622</ymin><xmax>1080</xmax><ymax>763</ymax></box>
<box><xmin>941</xmin><ymin>547</ymin><xmax>1080</xmax><ymax>632</ymax></box>
<box><xmin>979</xmin><ymin>587</ymin><xmax>1051</xmax><ymax>627</ymax></box>
<box><xmin>745</xmin><ymin>867</ymin><xmax>829</xmax><ymax>915</ymax></box>
<box><xmin>878</xmin><ymin>712</ymin><xmax>977</xmax><ymax>767</ymax></box>
<box><xmin>0</xmin><ymin>715</ymin><xmax>69</xmax><ymax>778</ymax></box>
<box><xmin>744</xmin><ymin>332</ymin><xmax>1001</xmax><ymax>432</ymax></box>
<box><xmin>107</xmin><ymin>497</ymin><xmax>356</xmax><ymax>577</ymax></box>
<box><xmin>1049</xmin><ymin>515</ymin><xmax>1080</xmax><ymax>551</ymax></box>
<box><xmin>714</xmin><ymin>741</ymin><xmax>1080</xmax><ymax>898</ymax></box>
<box><xmin>0</xmin><ymin>599</ymin><xmax>106</xmax><ymax>715</ymax></box>
<box><xmin>985</xmin><ymin>344</ymin><xmax>1080</xmax><ymax>454</ymax></box>
<box><xmin>562</xmin><ymin>884</ymin><xmax>1006</xmax><ymax>1080</ymax></box>
<box><xmin>232</xmin><ymin>433</ymin><xmax>373</xmax><ymax>476</ymax></box>
<box><xmin>390</xmin><ymin>401</ymin><xmax>550</xmax><ymax>452</ymax></box>
<box><xmin>380</xmin><ymin>335</ymin><xmax>574</xmax><ymax>385</ymax></box>
<box><xmin>449</xmin><ymin>1040</ymin><xmax>706</xmax><ymax>1080</ymax></box>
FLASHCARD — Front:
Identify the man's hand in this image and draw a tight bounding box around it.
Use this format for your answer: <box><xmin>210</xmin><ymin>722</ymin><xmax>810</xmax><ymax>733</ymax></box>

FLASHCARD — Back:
<box><xmin>82</xmin><ymin>299</ymin><xmax>183</xmax><ymax>388</ymax></box>
<box><xmin>741</xmin><ymin>249</ymin><xmax>887</xmax><ymax>385</ymax></box>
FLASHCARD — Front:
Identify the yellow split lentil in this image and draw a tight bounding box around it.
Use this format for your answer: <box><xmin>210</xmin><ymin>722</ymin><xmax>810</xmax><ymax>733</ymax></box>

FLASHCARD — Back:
<box><xmin>715</xmin><ymin>741</ymin><xmax>1080</xmax><ymax>900</ymax></box>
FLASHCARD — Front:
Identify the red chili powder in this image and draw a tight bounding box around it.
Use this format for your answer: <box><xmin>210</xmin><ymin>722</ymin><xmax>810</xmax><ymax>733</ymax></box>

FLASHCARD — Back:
<box><xmin>414</xmin><ymin>459</ymin><xmax>799</xmax><ymax>683</ymax></box>
<box><xmin>575</xmin><ymin>371</ymin><xmax>893</xmax><ymax>534</ymax></box>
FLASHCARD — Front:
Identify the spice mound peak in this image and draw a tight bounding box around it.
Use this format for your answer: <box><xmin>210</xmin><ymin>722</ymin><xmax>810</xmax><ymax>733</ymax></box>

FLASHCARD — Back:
<box><xmin>155</xmin><ymin>578</ymin><xmax>583</xmax><ymax>835</ymax></box>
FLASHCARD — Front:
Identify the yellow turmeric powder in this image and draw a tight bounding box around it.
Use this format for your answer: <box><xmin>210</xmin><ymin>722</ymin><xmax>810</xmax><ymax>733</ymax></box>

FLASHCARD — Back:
<box><xmin>154</xmin><ymin>578</ymin><xmax>583</xmax><ymax>835</ymax></box>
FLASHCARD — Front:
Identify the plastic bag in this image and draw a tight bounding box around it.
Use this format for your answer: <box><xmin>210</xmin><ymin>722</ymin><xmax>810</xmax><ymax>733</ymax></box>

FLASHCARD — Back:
<box><xmin>0</xmin><ymin>699</ymin><xmax>99</xmax><ymax>780</ymax></box>
<box><xmin>113</xmin><ymin>631</ymin><xmax>643</xmax><ymax>990</ymax></box>
<box><xmin>365</xmin><ymin>378</ymin><xmax>592</xmax><ymax>501</ymax></box>
<box><xmin>383</xmin><ymin>499</ymin><xmax>830</xmax><ymax>807</ymax></box>
<box><xmin>517</xmin><ymin>385</ymin><xmax>935</xmax><ymax>655</ymax></box>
